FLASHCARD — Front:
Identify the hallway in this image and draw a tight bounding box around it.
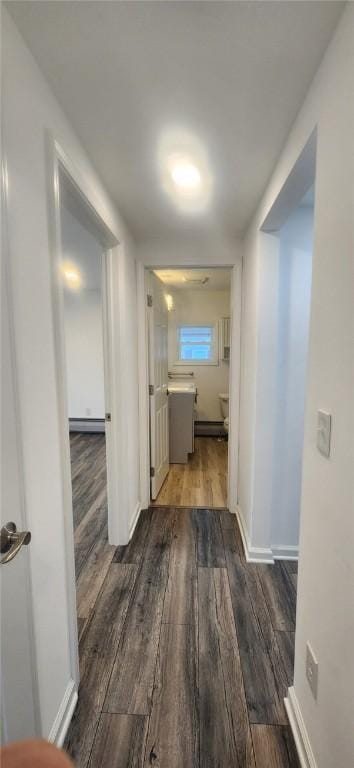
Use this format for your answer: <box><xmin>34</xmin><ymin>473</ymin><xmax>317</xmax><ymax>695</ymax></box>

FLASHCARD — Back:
<box><xmin>3</xmin><ymin>4</ymin><xmax>352</xmax><ymax>765</ymax></box>
<box><xmin>65</xmin><ymin>503</ymin><xmax>298</xmax><ymax>767</ymax></box>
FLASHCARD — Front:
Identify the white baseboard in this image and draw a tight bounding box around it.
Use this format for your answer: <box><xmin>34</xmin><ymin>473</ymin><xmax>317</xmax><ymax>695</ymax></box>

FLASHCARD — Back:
<box><xmin>272</xmin><ymin>544</ymin><xmax>299</xmax><ymax>560</ymax></box>
<box><xmin>284</xmin><ymin>687</ymin><xmax>317</xmax><ymax>768</ymax></box>
<box><xmin>129</xmin><ymin>502</ymin><xmax>142</xmax><ymax>539</ymax></box>
<box><xmin>48</xmin><ymin>678</ymin><xmax>78</xmax><ymax>747</ymax></box>
<box><xmin>235</xmin><ymin>506</ymin><xmax>274</xmax><ymax>564</ymax></box>
<box><xmin>235</xmin><ymin>507</ymin><xmax>299</xmax><ymax>563</ymax></box>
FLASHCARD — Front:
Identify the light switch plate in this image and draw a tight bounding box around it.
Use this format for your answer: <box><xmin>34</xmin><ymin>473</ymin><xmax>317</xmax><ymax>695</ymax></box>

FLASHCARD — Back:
<box><xmin>317</xmin><ymin>410</ymin><xmax>332</xmax><ymax>457</ymax></box>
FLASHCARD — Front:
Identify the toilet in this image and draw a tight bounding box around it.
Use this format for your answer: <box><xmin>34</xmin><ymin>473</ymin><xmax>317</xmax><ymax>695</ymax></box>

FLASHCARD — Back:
<box><xmin>218</xmin><ymin>393</ymin><xmax>229</xmax><ymax>433</ymax></box>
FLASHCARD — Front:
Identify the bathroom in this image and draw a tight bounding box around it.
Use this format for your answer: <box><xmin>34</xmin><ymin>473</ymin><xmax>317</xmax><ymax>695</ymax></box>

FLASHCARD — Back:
<box><xmin>148</xmin><ymin>267</ymin><xmax>231</xmax><ymax>508</ymax></box>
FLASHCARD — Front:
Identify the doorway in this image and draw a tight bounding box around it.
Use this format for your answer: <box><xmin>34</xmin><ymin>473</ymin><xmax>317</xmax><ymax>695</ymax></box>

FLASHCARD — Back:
<box><xmin>249</xmin><ymin>132</ymin><xmax>317</xmax><ymax>566</ymax></box>
<box><xmin>50</xmin><ymin>145</ymin><xmax>124</xmax><ymax>700</ymax></box>
<box><xmin>144</xmin><ymin>266</ymin><xmax>239</xmax><ymax>510</ymax></box>
<box><xmin>59</xmin><ymin>203</ymin><xmax>115</xmax><ymax>639</ymax></box>
<box><xmin>255</xmin><ymin>184</ymin><xmax>315</xmax><ymax>704</ymax></box>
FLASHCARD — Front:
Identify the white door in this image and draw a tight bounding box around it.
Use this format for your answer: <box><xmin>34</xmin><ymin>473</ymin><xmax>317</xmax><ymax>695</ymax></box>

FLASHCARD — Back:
<box><xmin>1</xmin><ymin>250</ymin><xmax>38</xmax><ymax>743</ymax></box>
<box><xmin>148</xmin><ymin>272</ymin><xmax>169</xmax><ymax>499</ymax></box>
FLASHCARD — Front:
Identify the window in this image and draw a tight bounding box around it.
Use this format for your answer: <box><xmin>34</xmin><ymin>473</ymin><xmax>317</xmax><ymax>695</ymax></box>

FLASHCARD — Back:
<box><xmin>176</xmin><ymin>324</ymin><xmax>218</xmax><ymax>365</ymax></box>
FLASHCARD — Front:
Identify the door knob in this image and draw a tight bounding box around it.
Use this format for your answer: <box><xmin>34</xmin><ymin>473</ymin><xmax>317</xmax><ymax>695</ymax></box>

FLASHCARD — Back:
<box><xmin>0</xmin><ymin>522</ymin><xmax>31</xmax><ymax>565</ymax></box>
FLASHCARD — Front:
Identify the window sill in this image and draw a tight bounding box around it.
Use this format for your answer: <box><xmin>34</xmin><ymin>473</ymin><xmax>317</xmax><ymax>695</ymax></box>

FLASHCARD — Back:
<box><xmin>173</xmin><ymin>360</ymin><xmax>219</xmax><ymax>367</ymax></box>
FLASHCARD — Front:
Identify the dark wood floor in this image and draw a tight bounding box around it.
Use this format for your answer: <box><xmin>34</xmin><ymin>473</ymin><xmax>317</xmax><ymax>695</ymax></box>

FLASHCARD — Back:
<box><xmin>66</xmin><ymin>433</ymin><xmax>299</xmax><ymax>767</ymax></box>
<box><xmin>69</xmin><ymin>432</ymin><xmax>115</xmax><ymax>638</ymax></box>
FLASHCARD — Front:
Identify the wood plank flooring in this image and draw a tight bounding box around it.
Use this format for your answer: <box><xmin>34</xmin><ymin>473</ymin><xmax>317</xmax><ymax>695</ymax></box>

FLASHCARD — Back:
<box><xmin>144</xmin><ymin>620</ymin><xmax>199</xmax><ymax>767</ymax></box>
<box><xmin>69</xmin><ymin>432</ymin><xmax>115</xmax><ymax>637</ymax></box>
<box><xmin>198</xmin><ymin>567</ymin><xmax>256</xmax><ymax>768</ymax></box>
<box><xmin>104</xmin><ymin>508</ymin><xmax>175</xmax><ymax>716</ymax></box>
<box><xmin>66</xmin><ymin>434</ymin><xmax>299</xmax><ymax>767</ymax></box>
<box><xmin>153</xmin><ymin>436</ymin><xmax>228</xmax><ymax>508</ymax></box>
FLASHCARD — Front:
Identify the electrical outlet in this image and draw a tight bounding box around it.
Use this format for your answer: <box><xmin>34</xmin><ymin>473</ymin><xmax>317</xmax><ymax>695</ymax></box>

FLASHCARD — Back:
<box><xmin>85</xmin><ymin>407</ymin><xmax>91</xmax><ymax>417</ymax></box>
<box><xmin>306</xmin><ymin>643</ymin><xmax>318</xmax><ymax>699</ymax></box>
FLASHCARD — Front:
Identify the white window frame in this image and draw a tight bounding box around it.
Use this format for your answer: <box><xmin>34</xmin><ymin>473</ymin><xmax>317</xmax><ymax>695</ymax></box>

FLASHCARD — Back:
<box><xmin>174</xmin><ymin>322</ymin><xmax>219</xmax><ymax>366</ymax></box>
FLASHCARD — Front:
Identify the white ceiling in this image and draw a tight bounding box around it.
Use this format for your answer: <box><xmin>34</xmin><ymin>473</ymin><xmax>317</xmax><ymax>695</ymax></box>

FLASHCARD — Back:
<box><xmin>154</xmin><ymin>268</ymin><xmax>232</xmax><ymax>291</ymax></box>
<box><xmin>7</xmin><ymin>1</ymin><xmax>343</xmax><ymax>242</ymax></box>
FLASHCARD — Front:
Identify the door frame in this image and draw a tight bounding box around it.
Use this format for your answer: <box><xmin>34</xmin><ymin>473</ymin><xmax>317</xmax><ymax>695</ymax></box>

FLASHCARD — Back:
<box><xmin>146</xmin><ymin>270</ymin><xmax>170</xmax><ymax>500</ymax></box>
<box><xmin>137</xmin><ymin>261</ymin><xmax>242</xmax><ymax>511</ymax></box>
<box><xmin>245</xmin><ymin>128</ymin><xmax>317</xmax><ymax>563</ymax></box>
<box><xmin>47</xmin><ymin>139</ymin><xmax>122</xmax><ymax>691</ymax></box>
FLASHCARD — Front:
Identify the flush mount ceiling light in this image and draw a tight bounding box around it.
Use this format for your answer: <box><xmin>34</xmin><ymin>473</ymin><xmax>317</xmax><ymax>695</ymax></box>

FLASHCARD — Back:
<box><xmin>158</xmin><ymin>128</ymin><xmax>213</xmax><ymax>214</ymax></box>
<box><xmin>170</xmin><ymin>160</ymin><xmax>201</xmax><ymax>190</ymax></box>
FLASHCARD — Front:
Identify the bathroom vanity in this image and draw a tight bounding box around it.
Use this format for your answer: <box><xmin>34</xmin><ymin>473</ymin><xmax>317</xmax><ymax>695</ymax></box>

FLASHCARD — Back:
<box><xmin>168</xmin><ymin>382</ymin><xmax>197</xmax><ymax>463</ymax></box>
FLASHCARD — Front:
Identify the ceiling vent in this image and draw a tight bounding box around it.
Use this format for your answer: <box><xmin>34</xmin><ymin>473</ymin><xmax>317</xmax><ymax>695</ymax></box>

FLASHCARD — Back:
<box><xmin>184</xmin><ymin>276</ymin><xmax>210</xmax><ymax>286</ymax></box>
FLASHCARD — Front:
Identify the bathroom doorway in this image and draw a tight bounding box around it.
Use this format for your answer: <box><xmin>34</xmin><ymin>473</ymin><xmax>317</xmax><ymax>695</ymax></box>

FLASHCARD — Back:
<box><xmin>144</xmin><ymin>266</ymin><xmax>237</xmax><ymax>509</ymax></box>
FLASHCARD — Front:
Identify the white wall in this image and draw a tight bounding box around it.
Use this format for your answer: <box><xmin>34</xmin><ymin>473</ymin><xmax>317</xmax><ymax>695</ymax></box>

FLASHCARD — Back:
<box><xmin>63</xmin><ymin>290</ymin><xmax>105</xmax><ymax>419</ymax></box>
<box><xmin>2</xmin><ymin>9</ymin><xmax>140</xmax><ymax>740</ymax></box>
<box><xmin>250</xmin><ymin>207</ymin><xmax>313</xmax><ymax>555</ymax></box>
<box><xmin>271</xmin><ymin>206</ymin><xmax>313</xmax><ymax>551</ymax></box>
<box><xmin>61</xmin><ymin>206</ymin><xmax>105</xmax><ymax>419</ymax></box>
<box><xmin>137</xmin><ymin>236</ymin><xmax>241</xmax><ymax>267</ymax></box>
<box><xmin>168</xmin><ymin>288</ymin><xmax>230</xmax><ymax>421</ymax></box>
<box><xmin>251</xmin><ymin>232</ymin><xmax>280</xmax><ymax>553</ymax></box>
<box><xmin>238</xmin><ymin>5</ymin><xmax>354</xmax><ymax>766</ymax></box>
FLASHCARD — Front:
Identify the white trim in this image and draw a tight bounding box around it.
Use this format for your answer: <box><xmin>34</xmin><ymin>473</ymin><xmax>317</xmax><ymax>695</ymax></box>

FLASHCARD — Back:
<box><xmin>284</xmin><ymin>687</ymin><xmax>318</xmax><ymax>768</ymax></box>
<box><xmin>69</xmin><ymin>419</ymin><xmax>105</xmax><ymax>433</ymax></box>
<box><xmin>173</xmin><ymin>359</ymin><xmax>219</xmax><ymax>366</ymax></box>
<box><xmin>227</xmin><ymin>261</ymin><xmax>242</xmax><ymax>512</ymax></box>
<box><xmin>234</xmin><ymin>505</ymin><xmax>249</xmax><ymax>554</ymax></box>
<box><xmin>235</xmin><ymin>506</ymin><xmax>274</xmax><ymax>563</ymax></box>
<box><xmin>236</xmin><ymin>507</ymin><xmax>299</xmax><ymax>564</ymax></box>
<box><xmin>129</xmin><ymin>502</ymin><xmax>142</xmax><ymax>540</ymax></box>
<box><xmin>137</xmin><ymin>262</ymin><xmax>151</xmax><ymax>509</ymax></box>
<box><xmin>272</xmin><ymin>545</ymin><xmax>299</xmax><ymax>560</ymax></box>
<box><xmin>47</xmin><ymin>138</ymin><xmax>124</xmax><ymax>694</ymax></box>
<box><xmin>101</xmin><ymin>247</ymin><xmax>125</xmax><ymax>545</ymax></box>
<box><xmin>48</xmin><ymin>679</ymin><xmax>78</xmax><ymax>747</ymax></box>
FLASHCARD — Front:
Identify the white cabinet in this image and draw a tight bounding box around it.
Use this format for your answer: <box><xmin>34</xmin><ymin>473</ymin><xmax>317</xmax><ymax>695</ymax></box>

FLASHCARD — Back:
<box><xmin>168</xmin><ymin>386</ymin><xmax>196</xmax><ymax>463</ymax></box>
<box><xmin>220</xmin><ymin>317</ymin><xmax>231</xmax><ymax>361</ymax></box>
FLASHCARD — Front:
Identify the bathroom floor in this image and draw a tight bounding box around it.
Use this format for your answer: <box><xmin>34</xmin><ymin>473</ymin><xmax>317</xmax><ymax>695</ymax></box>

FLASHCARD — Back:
<box><xmin>153</xmin><ymin>436</ymin><xmax>228</xmax><ymax>508</ymax></box>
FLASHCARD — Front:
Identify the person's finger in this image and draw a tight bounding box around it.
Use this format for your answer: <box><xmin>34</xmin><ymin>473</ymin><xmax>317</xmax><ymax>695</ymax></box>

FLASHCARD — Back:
<box><xmin>1</xmin><ymin>739</ymin><xmax>74</xmax><ymax>768</ymax></box>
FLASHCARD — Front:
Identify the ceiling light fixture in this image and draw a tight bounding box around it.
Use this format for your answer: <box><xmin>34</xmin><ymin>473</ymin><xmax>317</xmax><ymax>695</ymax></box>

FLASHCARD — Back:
<box><xmin>170</xmin><ymin>161</ymin><xmax>201</xmax><ymax>190</ymax></box>
<box><xmin>158</xmin><ymin>128</ymin><xmax>213</xmax><ymax>214</ymax></box>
